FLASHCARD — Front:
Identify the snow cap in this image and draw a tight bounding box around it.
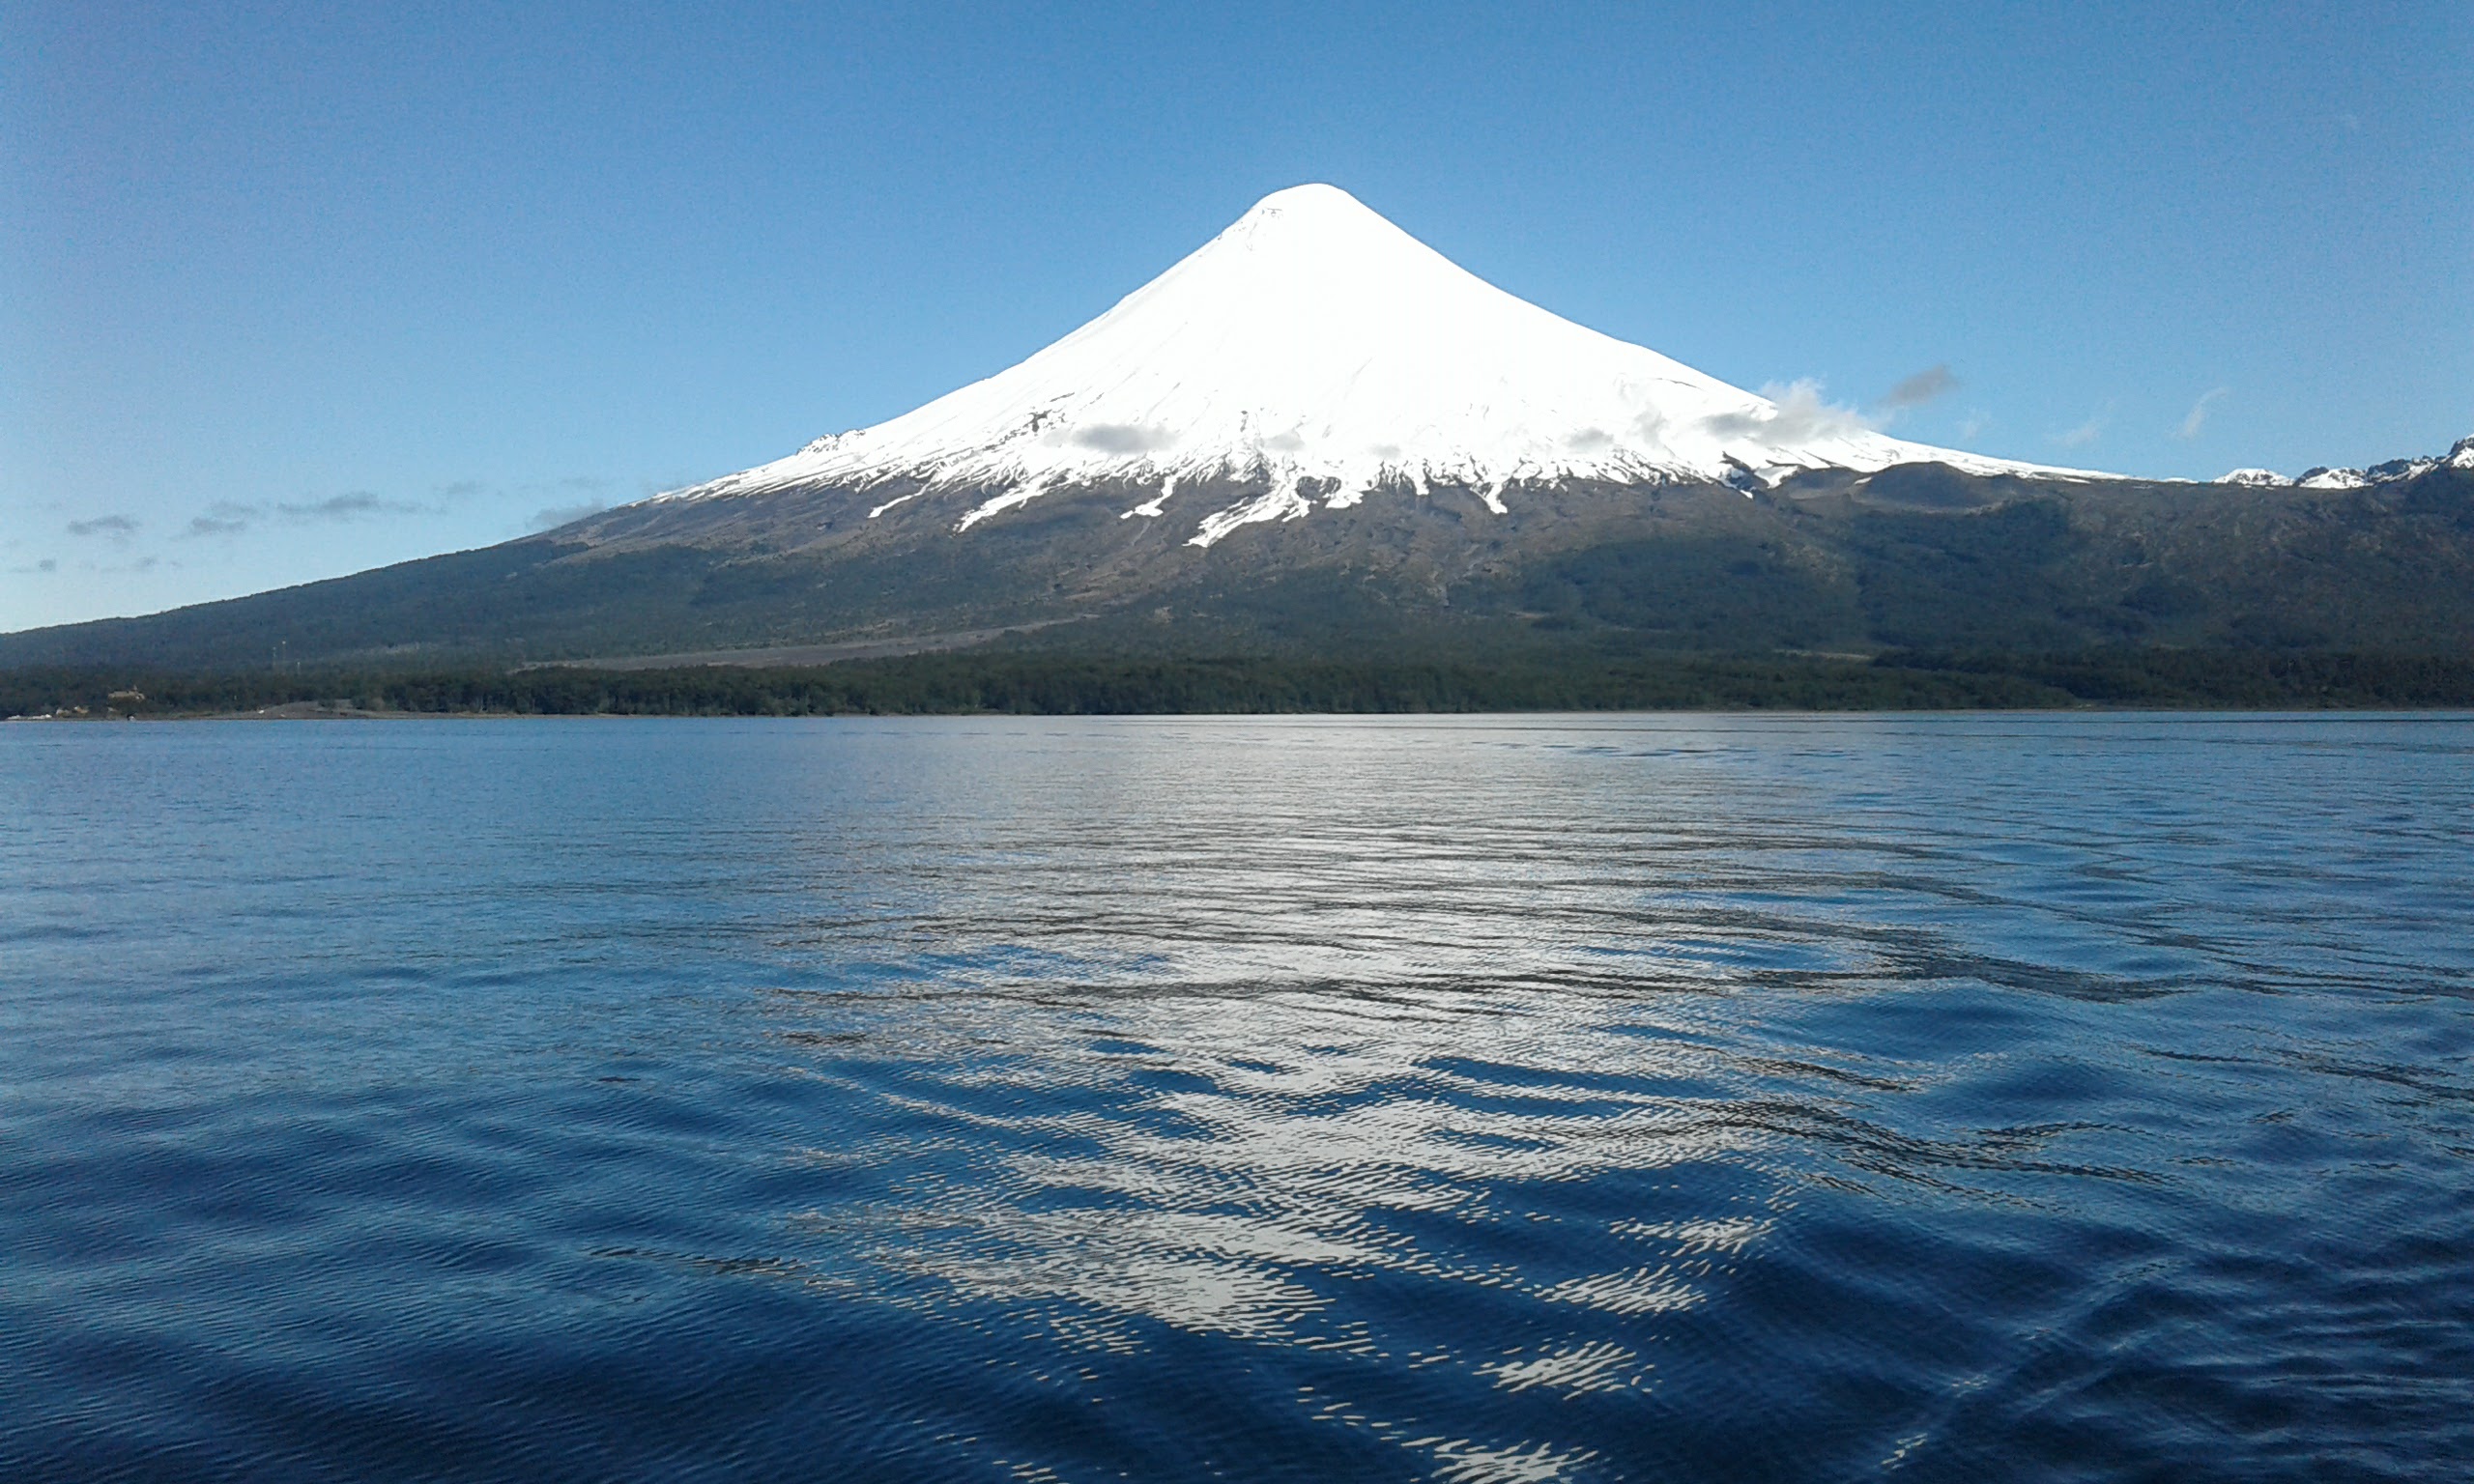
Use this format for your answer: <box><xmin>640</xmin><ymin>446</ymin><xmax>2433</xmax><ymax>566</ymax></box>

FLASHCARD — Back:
<box><xmin>662</xmin><ymin>184</ymin><xmax>2116</xmax><ymax>544</ymax></box>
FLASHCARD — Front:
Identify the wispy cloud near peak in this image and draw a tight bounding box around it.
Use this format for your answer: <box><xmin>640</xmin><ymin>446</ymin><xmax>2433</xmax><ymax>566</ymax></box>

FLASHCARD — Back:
<box><xmin>1876</xmin><ymin>364</ymin><xmax>1959</xmax><ymax>413</ymax></box>
<box><xmin>1705</xmin><ymin>380</ymin><xmax>1878</xmax><ymax>443</ymax></box>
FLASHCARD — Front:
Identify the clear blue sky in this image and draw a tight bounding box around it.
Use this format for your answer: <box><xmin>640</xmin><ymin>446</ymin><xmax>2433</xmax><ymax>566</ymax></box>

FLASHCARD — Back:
<box><xmin>5</xmin><ymin>1</ymin><xmax>2467</xmax><ymax>632</ymax></box>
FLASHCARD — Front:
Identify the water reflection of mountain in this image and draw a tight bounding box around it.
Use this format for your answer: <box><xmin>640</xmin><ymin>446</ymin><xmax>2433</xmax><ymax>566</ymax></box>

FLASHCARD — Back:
<box><xmin>711</xmin><ymin>714</ymin><xmax>2465</xmax><ymax>1477</ymax></box>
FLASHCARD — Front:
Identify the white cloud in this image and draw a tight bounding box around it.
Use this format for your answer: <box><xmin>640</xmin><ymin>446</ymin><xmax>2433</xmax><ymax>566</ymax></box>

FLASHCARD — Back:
<box><xmin>2051</xmin><ymin>404</ymin><xmax>2112</xmax><ymax>448</ymax></box>
<box><xmin>2176</xmin><ymin>386</ymin><xmax>2229</xmax><ymax>441</ymax></box>
<box><xmin>1706</xmin><ymin>380</ymin><xmax>1876</xmax><ymax>443</ymax></box>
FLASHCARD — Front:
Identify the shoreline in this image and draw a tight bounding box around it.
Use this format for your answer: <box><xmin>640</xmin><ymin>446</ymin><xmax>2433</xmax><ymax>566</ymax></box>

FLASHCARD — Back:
<box><xmin>13</xmin><ymin>650</ymin><xmax>2474</xmax><ymax>721</ymax></box>
<box><xmin>14</xmin><ymin>703</ymin><xmax>2474</xmax><ymax>725</ymax></box>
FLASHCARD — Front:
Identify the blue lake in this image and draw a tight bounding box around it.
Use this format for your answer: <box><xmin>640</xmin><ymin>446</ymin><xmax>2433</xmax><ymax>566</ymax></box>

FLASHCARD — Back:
<box><xmin>4</xmin><ymin>714</ymin><xmax>2470</xmax><ymax>1481</ymax></box>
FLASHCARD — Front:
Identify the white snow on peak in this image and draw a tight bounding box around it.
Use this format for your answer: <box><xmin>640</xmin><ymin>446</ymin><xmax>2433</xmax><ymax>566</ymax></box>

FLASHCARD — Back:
<box><xmin>2297</xmin><ymin>467</ymin><xmax>2370</xmax><ymax>490</ymax></box>
<box><xmin>659</xmin><ymin>184</ymin><xmax>2118</xmax><ymax>545</ymax></box>
<box><xmin>2448</xmin><ymin>437</ymin><xmax>2474</xmax><ymax>470</ymax></box>
<box><xmin>2217</xmin><ymin>468</ymin><xmax>2288</xmax><ymax>487</ymax></box>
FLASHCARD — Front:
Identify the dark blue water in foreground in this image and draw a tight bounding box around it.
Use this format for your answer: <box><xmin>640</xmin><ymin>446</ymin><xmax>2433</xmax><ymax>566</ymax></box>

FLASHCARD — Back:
<box><xmin>4</xmin><ymin>715</ymin><xmax>2471</xmax><ymax>1482</ymax></box>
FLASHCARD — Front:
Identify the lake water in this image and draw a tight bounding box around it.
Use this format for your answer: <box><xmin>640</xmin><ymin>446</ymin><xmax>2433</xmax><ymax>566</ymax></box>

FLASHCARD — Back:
<box><xmin>4</xmin><ymin>714</ymin><xmax>2470</xmax><ymax>1482</ymax></box>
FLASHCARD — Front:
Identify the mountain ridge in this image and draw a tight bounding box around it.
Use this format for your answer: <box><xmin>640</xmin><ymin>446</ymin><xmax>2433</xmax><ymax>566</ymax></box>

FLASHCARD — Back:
<box><xmin>4</xmin><ymin>185</ymin><xmax>2468</xmax><ymax>674</ymax></box>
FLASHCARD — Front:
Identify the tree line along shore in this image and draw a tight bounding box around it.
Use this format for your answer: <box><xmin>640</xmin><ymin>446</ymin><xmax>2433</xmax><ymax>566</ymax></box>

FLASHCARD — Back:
<box><xmin>8</xmin><ymin>649</ymin><xmax>2474</xmax><ymax>720</ymax></box>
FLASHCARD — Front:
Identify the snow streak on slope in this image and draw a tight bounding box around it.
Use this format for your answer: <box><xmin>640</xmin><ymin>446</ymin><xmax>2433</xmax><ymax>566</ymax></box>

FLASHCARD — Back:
<box><xmin>661</xmin><ymin>185</ymin><xmax>2116</xmax><ymax>546</ymax></box>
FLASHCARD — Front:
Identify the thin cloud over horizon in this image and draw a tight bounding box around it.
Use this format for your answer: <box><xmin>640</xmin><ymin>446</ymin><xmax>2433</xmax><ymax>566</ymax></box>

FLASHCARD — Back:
<box><xmin>65</xmin><ymin>514</ymin><xmax>140</xmax><ymax>540</ymax></box>
<box><xmin>2053</xmin><ymin>413</ymin><xmax>2109</xmax><ymax>448</ymax></box>
<box><xmin>2178</xmin><ymin>387</ymin><xmax>2229</xmax><ymax>440</ymax></box>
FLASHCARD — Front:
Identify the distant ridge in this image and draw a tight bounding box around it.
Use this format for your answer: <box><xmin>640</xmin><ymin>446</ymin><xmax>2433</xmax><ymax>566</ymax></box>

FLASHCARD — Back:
<box><xmin>2218</xmin><ymin>437</ymin><xmax>2474</xmax><ymax>490</ymax></box>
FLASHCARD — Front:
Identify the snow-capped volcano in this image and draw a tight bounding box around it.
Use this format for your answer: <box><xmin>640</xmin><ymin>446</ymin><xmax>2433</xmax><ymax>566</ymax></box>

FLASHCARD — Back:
<box><xmin>660</xmin><ymin>184</ymin><xmax>2113</xmax><ymax>546</ymax></box>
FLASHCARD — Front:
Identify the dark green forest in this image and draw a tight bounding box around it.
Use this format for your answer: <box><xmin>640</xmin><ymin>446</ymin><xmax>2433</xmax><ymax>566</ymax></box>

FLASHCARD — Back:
<box><xmin>10</xmin><ymin>648</ymin><xmax>2474</xmax><ymax>720</ymax></box>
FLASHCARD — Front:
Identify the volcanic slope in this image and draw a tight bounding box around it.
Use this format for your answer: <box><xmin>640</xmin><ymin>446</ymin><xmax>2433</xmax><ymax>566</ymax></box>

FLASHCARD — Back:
<box><xmin>8</xmin><ymin>185</ymin><xmax>2473</xmax><ymax>670</ymax></box>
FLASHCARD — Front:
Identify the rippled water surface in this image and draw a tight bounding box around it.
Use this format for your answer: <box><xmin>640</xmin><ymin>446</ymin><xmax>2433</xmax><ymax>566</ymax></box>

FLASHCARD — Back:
<box><xmin>5</xmin><ymin>714</ymin><xmax>2471</xmax><ymax>1482</ymax></box>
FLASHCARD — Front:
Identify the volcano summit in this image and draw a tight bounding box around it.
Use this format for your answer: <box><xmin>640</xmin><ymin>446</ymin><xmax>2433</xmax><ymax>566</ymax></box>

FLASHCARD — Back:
<box><xmin>661</xmin><ymin>183</ymin><xmax>2107</xmax><ymax>548</ymax></box>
